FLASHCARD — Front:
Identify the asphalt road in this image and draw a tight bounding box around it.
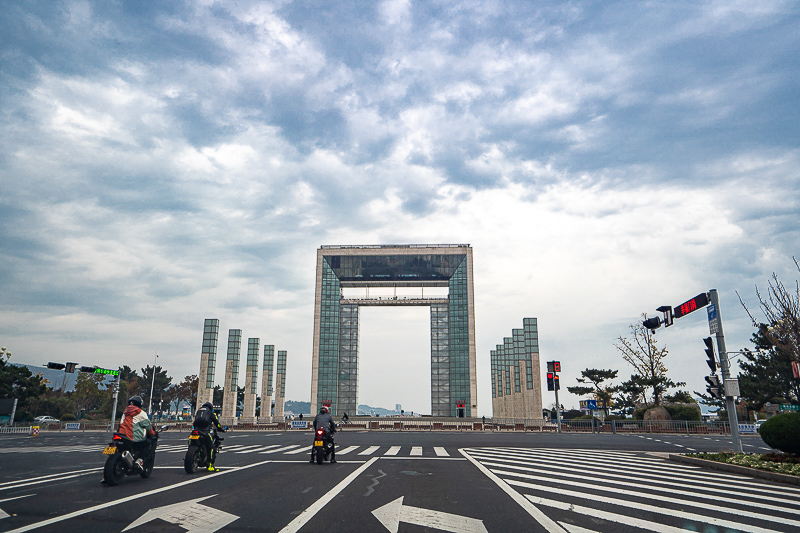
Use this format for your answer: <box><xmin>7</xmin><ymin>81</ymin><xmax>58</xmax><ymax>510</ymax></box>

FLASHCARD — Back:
<box><xmin>0</xmin><ymin>429</ymin><xmax>795</xmax><ymax>532</ymax></box>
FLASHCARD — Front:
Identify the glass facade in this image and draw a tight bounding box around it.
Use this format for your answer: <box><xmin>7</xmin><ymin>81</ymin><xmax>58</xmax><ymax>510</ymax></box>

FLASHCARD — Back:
<box><xmin>276</xmin><ymin>350</ymin><xmax>287</xmax><ymax>398</ymax></box>
<box><xmin>201</xmin><ymin>319</ymin><xmax>219</xmax><ymax>389</ymax></box>
<box><xmin>226</xmin><ymin>329</ymin><xmax>241</xmax><ymax>393</ymax></box>
<box><xmin>263</xmin><ymin>345</ymin><xmax>275</xmax><ymax>396</ymax></box>
<box><xmin>326</xmin><ymin>254</ymin><xmax>465</xmax><ymax>282</ymax></box>
<box><xmin>314</xmin><ymin>246</ymin><xmax>474</xmax><ymax>418</ymax></box>
<box><xmin>317</xmin><ymin>258</ymin><xmax>341</xmax><ymax>412</ymax></box>
<box><xmin>337</xmin><ymin>303</ymin><xmax>359</xmax><ymax>415</ymax></box>
<box><xmin>430</xmin><ymin>302</ymin><xmax>450</xmax><ymax>416</ymax></box>
<box><xmin>246</xmin><ymin>338</ymin><xmax>259</xmax><ymax>394</ymax></box>
<box><xmin>523</xmin><ymin>318</ymin><xmax>538</xmax><ymax>390</ymax></box>
<box><xmin>447</xmin><ymin>258</ymin><xmax>471</xmax><ymax>416</ymax></box>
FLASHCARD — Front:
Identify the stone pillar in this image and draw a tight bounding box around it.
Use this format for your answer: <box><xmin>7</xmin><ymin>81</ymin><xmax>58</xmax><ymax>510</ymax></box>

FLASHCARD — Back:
<box><xmin>241</xmin><ymin>338</ymin><xmax>259</xmax><ymax>423</ymax></box>
<box><xmin>197</xmin><ymin>319</ymin><xmax>219</xmax><ymax>408</ymax></box>
<box><xmin>260</xmin><ymin>345</ymin><xmax>275</xmax><ymax>422</ymax></box>
<box><xmin>221</xmin><ymin>329</ymin><xmax>241</xmax><ymax>422</ymax></box>
<box><xmin>273</xmin><ymin>350</ymin><xmax>287</xmax><ymax>420</ymax></box>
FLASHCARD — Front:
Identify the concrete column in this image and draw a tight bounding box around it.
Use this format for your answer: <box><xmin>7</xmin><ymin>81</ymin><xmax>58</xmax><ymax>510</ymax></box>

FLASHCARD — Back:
<box><xmin>221</xmin><ymin>329</ymin><xmax>241</xmax><ymax>422</ymax></box>
<box><xmin>260</xmin><ymin>345</ymin><xmax>275</xmax><ymax>422</ymax></box>
<box><xmin>242</xmin><ymin>338</ymin><xmax>259</xmax><ymax>423</ymax></box>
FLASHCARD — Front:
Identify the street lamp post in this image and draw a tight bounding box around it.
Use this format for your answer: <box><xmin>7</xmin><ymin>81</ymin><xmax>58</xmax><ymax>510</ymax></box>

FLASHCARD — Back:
<box><xmin>148</xmin><ymin>352</ymin><xmax>158</xmax><ymax>414</ymax></box>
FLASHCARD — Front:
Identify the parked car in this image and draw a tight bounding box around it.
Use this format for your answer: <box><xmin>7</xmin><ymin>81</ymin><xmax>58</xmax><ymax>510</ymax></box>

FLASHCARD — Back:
<box><xmin>33</xmin><ymin>416</ymin><xmax>60</xmax><ymax>424</ymax></box>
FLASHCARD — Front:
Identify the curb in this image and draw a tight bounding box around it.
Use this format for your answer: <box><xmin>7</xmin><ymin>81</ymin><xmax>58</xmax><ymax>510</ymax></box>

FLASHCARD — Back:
<box><xmin>669</xmin><ymin>454</ymin><xmax>800</xmax><ymax>486</ymax></box>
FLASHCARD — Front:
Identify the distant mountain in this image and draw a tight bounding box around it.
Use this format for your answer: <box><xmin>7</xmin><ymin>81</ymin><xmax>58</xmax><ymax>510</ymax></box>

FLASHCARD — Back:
<box><xmin>283</xmin><ymin>401</ymin><xmax>406</xmax><ymax>417</ymax></box>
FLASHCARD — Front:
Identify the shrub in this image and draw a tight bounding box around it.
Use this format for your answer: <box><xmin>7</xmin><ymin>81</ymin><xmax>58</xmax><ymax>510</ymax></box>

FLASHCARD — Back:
<box><xmin>604</xmin><ymin>414</ymin><xmax>623</xmax><ymax>421</ymax></box>
<box><xmin>759</xmin><ymin>413</ymin><xmax>800</xmax><ymax>455</ymax></box>
<box><xmin>61</xmin><ymin>413</ymin><xmax>76</xmax><ymax>421</ymax></box>
<box><xmin>664</xmin><ymin>404</ymin><xmax>701</xmax><ymax>421</ymax></box>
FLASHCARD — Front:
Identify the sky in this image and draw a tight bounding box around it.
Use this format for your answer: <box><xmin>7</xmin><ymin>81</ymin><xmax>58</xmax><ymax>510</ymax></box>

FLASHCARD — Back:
<box><xmin>1</xmin><ymin>1</ymin><xmax>798</xmax><ymax>417</ymax></box>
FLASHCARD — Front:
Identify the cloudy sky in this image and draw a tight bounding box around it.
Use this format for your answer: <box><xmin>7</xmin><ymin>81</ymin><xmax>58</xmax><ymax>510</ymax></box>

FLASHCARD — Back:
<box><xmin>2</xmin><ymin>1</ymin><xmax>798</xmax><ymax>416</ymax></box>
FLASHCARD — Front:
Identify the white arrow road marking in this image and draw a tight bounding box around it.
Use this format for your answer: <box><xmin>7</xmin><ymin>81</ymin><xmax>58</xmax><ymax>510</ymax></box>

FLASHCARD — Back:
<box><xmin>122</xmin><ymin>495</ymin><xmax>237</xmax><ymax>532</ymax></box>
<box><xmin>0</xmin><ymin>495</ymin><xmax>35</xmax><ymax>520</ymax></box>
<box><xmin>372</xmin><ymin>496</ymin><xmax>487</xmax><ymax>533</ymax></box>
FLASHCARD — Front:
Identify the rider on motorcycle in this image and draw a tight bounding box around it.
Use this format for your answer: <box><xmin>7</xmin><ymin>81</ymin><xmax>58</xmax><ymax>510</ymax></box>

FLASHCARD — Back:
<box><xmin>193</xmin><ymin>401</ymin><xmax>225</xmax><ymax>472</ymax></box>
<box><xmin>310</xmin><ymin>406</ymin><xmax>336</xmax><ymax>463</ymax></box>
<box><xmin>117</xmin><ymin>395</ymin><xmax>155</xmax><ymax>471</ymax></box>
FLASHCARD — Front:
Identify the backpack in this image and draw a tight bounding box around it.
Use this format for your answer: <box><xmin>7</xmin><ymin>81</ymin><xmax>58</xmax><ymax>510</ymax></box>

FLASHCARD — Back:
<box><xmin>194</xmin><ymin>406</ymin><xmax>213</xmax><ymax>429</ymax></box>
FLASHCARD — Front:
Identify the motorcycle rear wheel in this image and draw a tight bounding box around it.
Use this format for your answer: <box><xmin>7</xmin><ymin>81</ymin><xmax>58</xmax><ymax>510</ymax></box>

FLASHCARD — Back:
<box><xmin>140</xmin><ymin>453</ymin><xmax>155</xmax><ymax>478</ymax></box>
<box><xmin>316</xmin><ymin>448</ymin><xmax>324</xmax><ymax>464</ymax></box>
<box><xmin>104</xmin><ymin>454</ymin><xmax>126</xmax><ymax>486</ymax></box>
<box><xmin>184</xmin><ymin>445</ymin><xmax>201</xmax><ymax>474</ymax></box>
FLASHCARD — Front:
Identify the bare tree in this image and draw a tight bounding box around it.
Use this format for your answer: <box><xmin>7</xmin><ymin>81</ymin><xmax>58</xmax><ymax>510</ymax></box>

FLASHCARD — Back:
<box><xmin>615</xmin><ymin>315</ymin><xmax>682</xmax><ymax>406</ymax></box>
<box><xmin>738</xmin><ymin>257</ymin><xmax>800</xmax><ymax>365</ymax></box>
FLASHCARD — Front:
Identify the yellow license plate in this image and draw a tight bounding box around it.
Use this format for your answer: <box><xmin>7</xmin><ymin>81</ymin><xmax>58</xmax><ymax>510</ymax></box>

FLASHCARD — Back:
<box><xmin>314</xmin><ymin>440</ymin><xmax>323</xmax><ymax>446</ymax></box>
<box><xmin>189</xmin><ymin>435</ymin><xmax>200</xmax><ymax>439</ymax></box>
<box><xmin>102</xmin><ymin>446</ymin><xmax>117</xmax><ymax>455</ymax></box>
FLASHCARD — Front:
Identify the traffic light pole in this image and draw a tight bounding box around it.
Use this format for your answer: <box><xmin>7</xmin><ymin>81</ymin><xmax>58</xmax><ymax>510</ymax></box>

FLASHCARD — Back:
<box><xmin>554</xmin><ymin>384</ymin><xmax>562</xmax><ymax>433</ymax></box>
<box><xmin>708</xmin><ymin>289</ymin><xmax>743</xmax><ymax>453</ymax></box>
<box><xmin>109</xmin><ymin>371</ymin><xmax>121</xmax><ymax>434</ymax></box>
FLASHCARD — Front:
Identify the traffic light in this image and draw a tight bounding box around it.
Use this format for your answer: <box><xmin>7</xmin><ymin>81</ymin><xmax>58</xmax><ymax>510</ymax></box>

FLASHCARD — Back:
<box><xmin>554</xmin><ymin>374</ymin><xmax>560</xmax><ymax>390</ymax></box>
<box><xmin>65</xmin><ymin>362</ymin><xmax>77</xmax><ymax>373</ymax></box>
<box><xmin>47</xmin><ymin>362</ymin><xmax>66</xmax><ymax>370</ymax></box>
<box><xmin>547</xmin><ymin>372</ymin><xmax>555</xmax><ymax>391</ymax></box>
<box><xmin>703</xmin><ymin>337</ymin><xmax>717</xmax><ymax>372</ymax></box>
<box><xmin>553</xmin><ymin>361</ymin><xmax>561</xmax><ymax>372</ymax></box>
<box><xmin>643</xmin><ymin>316</ymin><xmax>661</xmax><ymax>330</ymax></box>
<box><xmin>657</xmin><ymin>305</ymin><xmax>674</xmax><ymax>327</ymax></box>
<box><xmin>705</xmin><ymin>375</ymin><xmax>723</xmax><ymax>399</ymax></box>
<box><xmin>78</xmin><ymin>366</ymin><xmax>97</xmax><ymax>373</ymax></box>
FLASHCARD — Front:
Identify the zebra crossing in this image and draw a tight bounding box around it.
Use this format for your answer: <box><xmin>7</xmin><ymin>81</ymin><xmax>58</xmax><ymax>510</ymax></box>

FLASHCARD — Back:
<box><xmin>462</xmin><ymin>447</ymin><xmax>800</xmax><ymax>533</ymax></box>
<box><xmin>0</xmin><ymin>443</ymin><xmax>458</xmax><ymax>458</ymax></box>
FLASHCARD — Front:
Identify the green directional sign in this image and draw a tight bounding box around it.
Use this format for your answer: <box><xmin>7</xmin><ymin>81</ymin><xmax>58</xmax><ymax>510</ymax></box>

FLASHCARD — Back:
<box><xmin>779</xmin><ymin>404</ymin><xmax>799</xmax><ymax>411</ymax></box>
<box><xmin>94</xmin><ymin>368</ymin><xmax>119</xmax><ymax>376</ymax></box>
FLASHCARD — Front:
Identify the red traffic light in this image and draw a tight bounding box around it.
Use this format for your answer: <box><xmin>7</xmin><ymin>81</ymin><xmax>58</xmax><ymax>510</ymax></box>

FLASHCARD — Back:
<box><xmin>553</xmin><ymin>362</ymin><xmax>561</xmax><ymax>372</ymax></box>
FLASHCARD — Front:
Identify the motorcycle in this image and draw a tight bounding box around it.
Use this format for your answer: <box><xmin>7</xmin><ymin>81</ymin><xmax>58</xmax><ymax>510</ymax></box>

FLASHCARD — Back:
<box><xmin>184</xmin><ymin>426</ymin><xmax>226</xmax><ymax>473</ymax></box>
<box><xmin>312</xmin><ymin>426</ymin><xmax>335</xmax><ymax>464</ymax></box>
<box><xmin>102</xmin><ymin>425</ymin><xmax>168</xmax><ymax>486</ymax></box>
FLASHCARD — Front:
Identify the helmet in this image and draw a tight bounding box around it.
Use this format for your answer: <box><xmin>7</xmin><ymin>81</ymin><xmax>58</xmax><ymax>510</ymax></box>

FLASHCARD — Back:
<box><xmin>128</xmin><ymin>395</ymin><xmax>143</xmax><ymax>408</ymax></box>
<box><xmin>320</xmin><ymin>406</ymin><xmax>329</xmax><ymax>414</ymax></box>
<box><xmin>202</xmin><ymin>402</ymin><xmax>213</xmax><ymax>410</ymax></box>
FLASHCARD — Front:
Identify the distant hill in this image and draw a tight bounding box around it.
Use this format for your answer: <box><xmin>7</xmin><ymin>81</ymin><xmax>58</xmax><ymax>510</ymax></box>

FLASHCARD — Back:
<box><xmin>283</xmin><ymin>401</ymin><xmax>406</xmax><ymax>417</ymax></box>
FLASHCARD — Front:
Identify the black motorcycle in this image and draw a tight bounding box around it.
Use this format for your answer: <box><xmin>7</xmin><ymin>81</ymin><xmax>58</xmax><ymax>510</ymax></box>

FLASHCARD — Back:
<box><xmin>102</xmin><ymin>425</ymin><xmax>168</xmax><ymax>485</ymax></box>
<box><xmin>184</xmin><ymin>426</ymin><xmax>226</xmax><ymax>473</ymax></box>
<box><xmin>312</xmin><ymin>426</ymin><xmax>335</xmax><ymax>464</ymax></box>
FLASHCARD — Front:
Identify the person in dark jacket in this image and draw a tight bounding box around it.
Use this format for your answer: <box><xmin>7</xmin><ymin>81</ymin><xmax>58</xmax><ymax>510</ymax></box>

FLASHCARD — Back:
<box><xmin>194</xmin><ymin>402</ymin><xmax>225</xmax><ymax>471</ymax></box>
<box><xmin>310</xmin><ymin>406</ymin><xmax>336</xmax><ymax>463</ymax></box>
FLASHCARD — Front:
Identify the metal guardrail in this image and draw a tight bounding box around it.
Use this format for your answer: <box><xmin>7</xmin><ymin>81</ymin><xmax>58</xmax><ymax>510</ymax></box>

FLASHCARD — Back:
<box><xmin>0</xmin><ymin>426</ymin><xmax>32</xmax><ymax>434</ymax></box>
<box><xmin>1</xmin><ymin>418</ymin><xmax>735</xmax><ymax>435</ymax></box>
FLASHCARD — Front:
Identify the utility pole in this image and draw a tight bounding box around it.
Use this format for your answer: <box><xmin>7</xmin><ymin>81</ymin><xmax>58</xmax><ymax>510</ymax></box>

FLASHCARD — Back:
<box><xmin>109</xmin><ymin>370</ymin><xmax>121</xmax><ymax>433</ymax></box>
<box><xmin>708</xmin><ymin>289</ymin><xmax>743</xmax><ymax>453</ymax></box>
<box><xmin>148</xmin><ymin>352</ymin><xmax>158</xmax><ymax>414</ymax></box>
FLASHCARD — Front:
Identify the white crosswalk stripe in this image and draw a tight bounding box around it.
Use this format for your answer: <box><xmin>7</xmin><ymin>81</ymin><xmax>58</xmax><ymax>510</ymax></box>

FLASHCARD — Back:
<box><xmin>284</xmin><ymin>446</ymin><xmax>312</xmax><ymax>454</ymax></box>
<box><xmin>463</xmin><ymin>447</ymin><xmax>800</xmax><ymax>533</ymax></box>
<box><xmin>336</xmin><ymin>446</ymin><xmax>360</xmax><ymax>455</ymax></box>
<box><xmin>0</xmin><ymin>443</ymin><xmax>460</xmax><ymax>459</ymax></box>
<box><xmin>358</xmin><ymin>446</ymin><xmax>380</xmax><ymax>456</ymax></box>
<box><xmin>259</xmin><ymin>445</ymin><xmax>301</xmax><ymax>454</ymax></box>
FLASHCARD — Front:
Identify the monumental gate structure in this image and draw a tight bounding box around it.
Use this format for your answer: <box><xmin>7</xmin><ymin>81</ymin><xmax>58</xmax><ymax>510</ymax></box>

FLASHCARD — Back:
<box><xmin>310</xmin><ymin>244</ymin><xmax>477</xmax><ymax>417</ymax></box>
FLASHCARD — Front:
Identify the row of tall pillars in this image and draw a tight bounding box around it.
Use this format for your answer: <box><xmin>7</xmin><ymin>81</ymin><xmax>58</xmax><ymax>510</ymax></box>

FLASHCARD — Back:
<box><xmin>197</xmin><ymin>319</ymin><xmax>287</xmax><ymax>424</ymax></box>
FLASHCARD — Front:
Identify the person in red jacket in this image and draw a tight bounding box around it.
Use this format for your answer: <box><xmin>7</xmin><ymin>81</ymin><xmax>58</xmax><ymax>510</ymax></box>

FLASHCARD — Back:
<box><xmin>117</xmin><ymin>395</ymin><xmax>155</xmax><ymax>470</ymax></box>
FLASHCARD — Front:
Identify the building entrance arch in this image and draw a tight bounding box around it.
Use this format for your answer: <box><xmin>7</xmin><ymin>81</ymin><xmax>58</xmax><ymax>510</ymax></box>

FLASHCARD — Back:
<box><xmin>310</xmin><ymin>245</ymin><xmax>476</xmax><ymax>417</ymax></box>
